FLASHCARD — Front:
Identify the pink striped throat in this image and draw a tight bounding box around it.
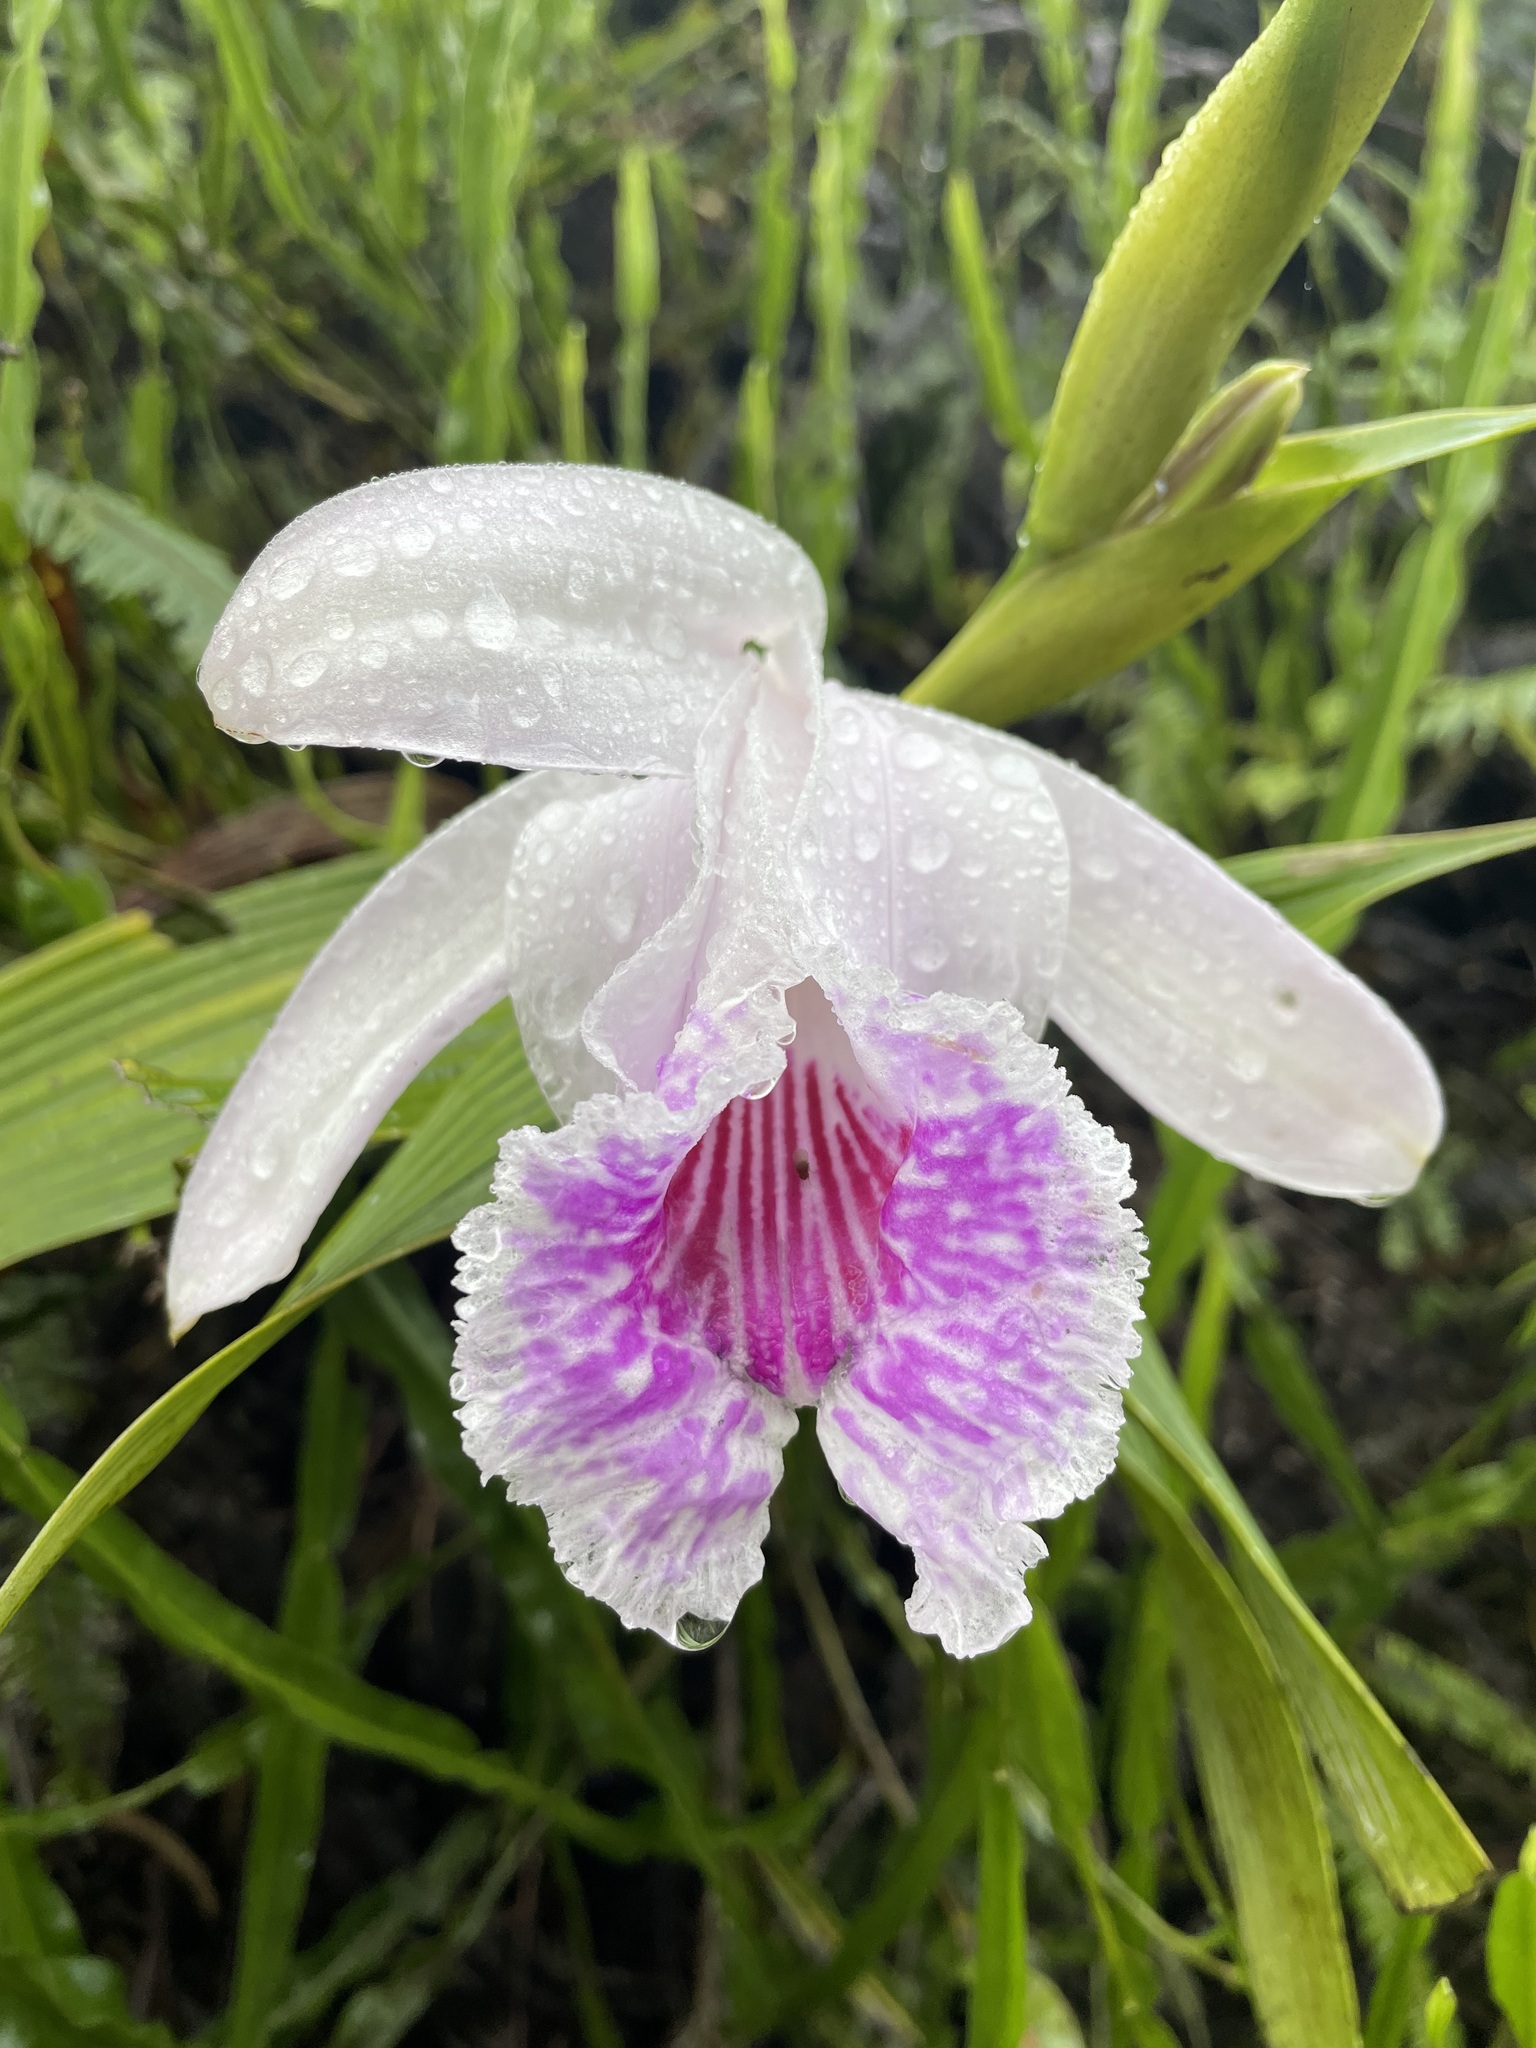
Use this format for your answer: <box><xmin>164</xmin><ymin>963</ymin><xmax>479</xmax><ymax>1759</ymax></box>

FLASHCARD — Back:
<box><xmin>656</xmin><ymin>983</ymin><xmax>909</xmax><ymax>1404</ymax></box>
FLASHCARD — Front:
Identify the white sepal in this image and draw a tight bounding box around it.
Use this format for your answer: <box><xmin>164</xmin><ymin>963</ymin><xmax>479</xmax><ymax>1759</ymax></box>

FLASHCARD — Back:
<box><xmin>166</xmin><ymin>775</ymin><xmax>575</xmax><ymax>1333</ymax></box>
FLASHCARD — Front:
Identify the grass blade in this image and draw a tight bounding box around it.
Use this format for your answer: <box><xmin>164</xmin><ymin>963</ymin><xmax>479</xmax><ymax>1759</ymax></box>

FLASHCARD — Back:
<box><xmin>1124</xmin><ymin>1340</ymin><xmax>1489</xmax><ymax>1909</ymax></box>
<box><xmin>1121</xmin><ymin>1445</ymin><xmax>1362</xmax><ymax>2048</ymax></box>
<box><xmin>226</xmin><ymin>1321</ymin><xmax>366</xmax><ymax>2046</ymax></box>
<box><xmin>0</xmin><ymin>1018</ymin><xmax>550</xmax><ymax>1645</ymax></box>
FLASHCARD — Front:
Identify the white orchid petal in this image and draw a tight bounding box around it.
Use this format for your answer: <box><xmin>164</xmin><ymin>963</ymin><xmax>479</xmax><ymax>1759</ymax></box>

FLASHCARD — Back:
<box><xmin>1017</xmin><ymin>742</ymin><xmax>1444</xmax><ymax>1198</ymax></box>
<box><xmin>507</xmin><ymin>774</ymin><xmax>700</xmax><ymax>1116</ymax></box>
<box><xmin>166</xmin><ymin>774</ymin><xmax>580</xmax><ymax>1334</ymax></box>
<box><xmin>198</xmin><ymin>465</ymin><xmax>825</xmax><ymax>774</ymax></box>
<box><xmin>805</xmin><ymin>687</ymin><xmax>1070</xmax><ymax>1032</ymax></box>
<box><xmin>505</xmin><ymin>668</ymin><xmax>782</xmax><ymax>1115</ymax></box>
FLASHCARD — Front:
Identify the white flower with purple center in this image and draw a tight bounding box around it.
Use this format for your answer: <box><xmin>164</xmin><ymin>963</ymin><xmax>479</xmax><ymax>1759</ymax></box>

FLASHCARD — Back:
<box><xmin>167</xmin><ymin>465</ymin><xmax>1441</xmax><ymax>1658</ymax></box>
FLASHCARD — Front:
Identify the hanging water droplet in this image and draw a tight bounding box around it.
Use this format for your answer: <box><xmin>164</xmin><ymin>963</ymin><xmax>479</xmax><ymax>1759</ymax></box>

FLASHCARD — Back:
<box><xmin>403</xmin><ymin>751</ymin><xmax>444</xmax><ymax>769</ymax></box>
<box><xmin>677</xmin><ymin>1613</ymin><xmax>728</xmax><ymax>1650</ymax></box>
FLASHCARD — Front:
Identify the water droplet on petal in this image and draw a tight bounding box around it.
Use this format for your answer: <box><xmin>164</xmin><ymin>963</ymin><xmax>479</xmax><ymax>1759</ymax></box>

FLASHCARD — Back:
<box><xmin>906</xmin><ymin>824</ymin><xmax>953</xmax><ymax>874</ymax></box>
<box><xmin>907</xmin><ymin>934</ymin><xmax>949</xmax><ymax>974</ymax></box>
<box><xmin>403</xmin><ymin>751</ymin><xmax>443</xmax><ymax>769</ymax></box>
<box><xmin>987</xmin><ymin>749</ymin><xmax>1038</xmax><ymax>789</ymax></box>
<box><xmin>677</xmin><ymin>1613</ymin><xmax>728</xmax><ymax>1650</ymax></box>
<box><xmin>464</xmin><ymin>593</ymin><xmax>519</xmax><ymax>652</ymax></box>
<box><xmin>284</xmin><ymin>649</ymin><xmax>328</xmax><ymax>690</ymax></box>
<box><xmin>894</xmin><ymin>730</ymin><xmax>943</xmax><ymax>772</ymax></box>
<box><xmin>1228</xmin><ymin>1045</ymin><xmax>1268</xmax><ymax>1084</ymax></box>
<box><xmin>853</xmin><ymin>826</ymin><xmax>883</xmax><ymax>862</ymax></box>
<box><xmin>269</xmin><ymin>556</ymin><xmax>315</xmax><ymax>601</ymax></box>
<box><xmin>334</xmin><ymin>541</ymin><xmax>379</xmax><ymax>579</ymax></box>
<box><xmin>394</xmin><ymin>522</ymin><xmax>436</xmax><ymax>559</ymax></box>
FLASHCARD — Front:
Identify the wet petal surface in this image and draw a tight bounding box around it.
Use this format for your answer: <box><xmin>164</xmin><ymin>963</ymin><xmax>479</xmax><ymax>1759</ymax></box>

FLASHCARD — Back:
<box><xmin>817</xmin><ymin>986</ymin><xmax>1145</xmax><ymax>1659</ymax></box>
<box><xmin>199</xmin><ymin>466</ymin><xmax>825</xmax><ymax>775</ymax></box>
<box><xmin>167</xmin><ymin>774</ymin><xmax>583</xmax><ymax>1333</ymax></box>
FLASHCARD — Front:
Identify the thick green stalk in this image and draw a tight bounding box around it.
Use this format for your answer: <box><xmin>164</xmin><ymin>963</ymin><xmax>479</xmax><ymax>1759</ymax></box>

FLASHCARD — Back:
<box><xmin>1027</xmin><ymin>0</ymin><xmax>1434</xmax><ymax>558</ymax></box>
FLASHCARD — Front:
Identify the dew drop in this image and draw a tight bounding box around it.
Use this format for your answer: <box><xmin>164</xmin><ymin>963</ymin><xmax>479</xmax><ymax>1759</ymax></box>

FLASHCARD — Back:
<box><xmin>403</xmin><ymin>750</ymin><xmax>444</xmax><ymax>769</ymax></box>
<box><xmin>1228</xmin><ymin>1045</ymin><xmax>1269</xmax><ymax>1084</ymax></box>
<box><xmin>334</xmin><ymin>541</ymin><xmax>380</xmax><ymax>579</ymax></box>
<box><xmin>676</xmin><ymin>1613</ymin><xmax>728</xmax><ymax>1650</ymax></box>
<box><xmin>987</xmin><ymin>749</ymin><xmax>1037</xmax><ymax>789</ymax></box>
<box><xmin>648</xmin><ymin>613</ymin><xmax>688</xmax><ymax>660</ymax></box>
<box><xmin>894</xmin><ymin>730</ymin><xmax>943</xmax><ymax>772</ymax></box>
<box><xmin>465</xmin><ymin>593</ymin><xmax>519</xmax><ymax>652</ymax></box>
<box><xmin>853</xmin><ymin>826</ymin><xmax>883</xmax><ymax>863</ymax></box>
<box><xmin>284</xmin><ymin>648</ymin><xmax>328</xmax><ymax>690</ymax></box>
<box><xmin>1083</xmin><ymin>851</ymin><xmax>1120</xmax><ymax>883</ymax></box>
<box><xmin>269</xmin><ymin>555</ymin><xmax>315</xmax><ymax>601</ymax></box>
<box><xmin>394</xmin><ymin>522</ymin><xmax>436</xmax><ymax>559</ymax></box>
<box><xmin>410</xmin><ymin>609</ymin><xmax>449</xmax><ymax>641</ymax></box>
<box><xmin>908</xmin><ymin>934</ymin><xmax>949</xmax><ymax>974</ymax></box>
<box><xmin>906</xmin><ymin>824</ymin><xmax>953</xmax><ymax>874</ymax></box>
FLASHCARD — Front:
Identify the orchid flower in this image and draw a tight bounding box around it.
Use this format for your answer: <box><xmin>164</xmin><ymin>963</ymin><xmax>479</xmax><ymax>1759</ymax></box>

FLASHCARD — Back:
<box><xmin>166</xmin><ymin>466</ymin><xmax>1441</xmax><ymax>1658</ymax></box>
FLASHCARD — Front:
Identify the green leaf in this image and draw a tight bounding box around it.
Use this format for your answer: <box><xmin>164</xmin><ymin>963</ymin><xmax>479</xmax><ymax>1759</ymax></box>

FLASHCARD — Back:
<box><xmin>1362</xmin><ymin>1915</ymin><xmax>1433</xmax><ymax>2048</ymax></box>
<box><xmin>0</xmin><ymin>1414</ymin><xmax>637</xmax><ymax>1859</ymax></box>
<box><xmin>0</xmin><ymin>0</ymin><xmax>61</xmax><ymax>501</ymax></box>
<box><xmin>0</xmin><ymin>1956</ymin><xmax>181</xmax><ymax>2045</ymax></box>
<box><xmin>1422</xmin><ymin>1978</ymin><xmax>1461</xmax><ymax>2048</ymax></box>
<box><xmin>999</xmin><ymin>1604</ymin><xmax>1098</xmax><ymax>1848</ymax></box>
<box><xmin>0</xmin><ymin>1016</ymin><xmax>551</xmax><ymax>1649</ymax></box>
<box><xmin>943</xmin><ymin>171</ymin><xmax>1037</xmax><ymax>467</ymax></box>
<box><xmin>1242</xmin><ymin>1303</ymin><xmax>1379</xmax><ymax>1528</ymax></box>
<box><xmin>1487</xmin><ymin>1834</ymin><xmax>1536</xmax><ymax>2048</ymax></box>
<box><xmin>1321</xmin><ymin>62</ymin><xmax>1536</xmax><ymax>843</ymax></box>
<box><xmin>614</xmin><ymin>144</ymin><xmax>658</xmax><ymax>471</ymax></box>
<box><xmin>1023</xmin><ymin>1971</ymin><xmax>1087</xmax><ymax>2048</ymax></box>
<box><xmin>972</xmin><ymin>1656</ymin><xmax>1030</xmax><ymax>2048</ymax></box>
<box><xmin>907</xmin><ymin>408</ymin><xmax>1536</xmax><ymax>727</ymax></box>
<box><xmin>1225</xmin><ymin>818</ymin><xmax>1536</xmax><ymax>950</ymax></box>
<box><xmin>1124</xmin><ymin>1336</ymin><xmax>1489</xmax><ymax>1910</ymax></box>
<box><xmin>1119</xmin><ymin>1445</ymin><xmax>1362</xmax><ymax>2048</ymax></box>
<box><xmin>754</xmin><ymin>1715</ymin><xmax>985</xmax><ymax>2034</ymax></box>
<box><xmin>227</xmin><ymin>1323</ymin><xmax>367</xmax><ymax>2048</ymax></box>
<box><xmin>1025</xmin><ymin>0</ymin><xmax>1433</xmax><ymax>556</ymax></box>
<box><xmin>1368</xmin><ymin>1631</ymin><xmax>1536</xmax><ymax>1789</ymax></box>
<box><xmin>19</xmin><ymin>471</ymin><xmax>237</xmax><ymax>668</ymax></box>
<box><xmin>0</xmin><ymin>855</ymin><xmax>387</xmax><ymax>1268</ymax></box>
<box><xmin>267</xmin><ymin>1812</ymin><xmax>495</xmax><ymax>2040</ymax></box>
<box><xmin>970</xmin><ymin>1768</ymin><xmax>1028</xmax><ymax>2048</ymax></box>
